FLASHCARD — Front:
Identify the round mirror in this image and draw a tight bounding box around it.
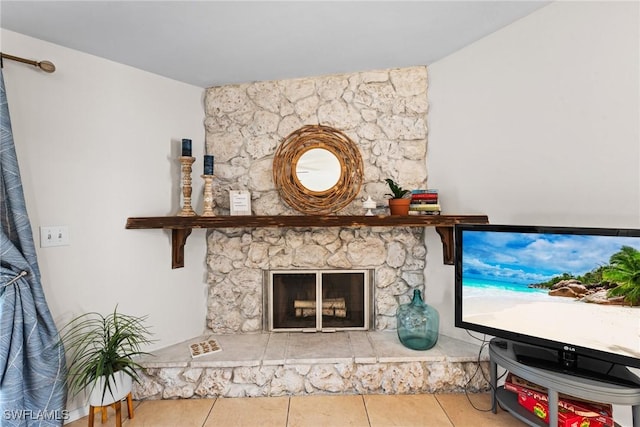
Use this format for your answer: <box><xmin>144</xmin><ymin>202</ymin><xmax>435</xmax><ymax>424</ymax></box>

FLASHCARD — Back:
<box><xmin>273</xmin><ymin>125</ymin><xmax>363</xmax><ymax>214</ymax></box>
<box><xmin>295</xmin><ymin>148</ymin><xmax>341</xmax><ymax>194</ymax></box>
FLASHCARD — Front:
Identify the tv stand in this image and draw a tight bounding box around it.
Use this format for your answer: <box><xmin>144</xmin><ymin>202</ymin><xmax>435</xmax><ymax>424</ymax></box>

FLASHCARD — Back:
<box><xmin>489</xmin><ymin>338</ymin><xmax>640</xmax><ymax>427</ymax></box>
<box><xmin>510</xmin><ymin>342</ymin><xmax>640</xmax><ymax>388</ymax></box>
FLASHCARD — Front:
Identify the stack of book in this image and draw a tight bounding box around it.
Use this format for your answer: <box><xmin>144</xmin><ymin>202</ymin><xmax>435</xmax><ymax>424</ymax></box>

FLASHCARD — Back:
<box><xmin>409</xmin><ymin>189</ymin><xmax>440</xmax><ymax>215</ymax></box>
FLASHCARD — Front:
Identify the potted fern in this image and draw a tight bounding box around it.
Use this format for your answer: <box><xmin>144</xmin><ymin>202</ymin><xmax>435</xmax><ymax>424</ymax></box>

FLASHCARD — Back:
<box><xmin>60</xmin><ymin>306</ymin><xmax>153</xmax><ymax>406</ymax></box>
<box><xmin>385</xmin><ymin>178</ymin><xmax>412</xmax><ymax>215</ymax></box>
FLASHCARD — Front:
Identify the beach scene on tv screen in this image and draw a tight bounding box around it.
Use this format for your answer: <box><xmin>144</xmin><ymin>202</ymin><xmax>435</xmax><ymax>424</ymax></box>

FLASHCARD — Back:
<box><xmin>461</xmin><ymin>230</ymin><xmax>640</xmax><ymax>360</ymax></box>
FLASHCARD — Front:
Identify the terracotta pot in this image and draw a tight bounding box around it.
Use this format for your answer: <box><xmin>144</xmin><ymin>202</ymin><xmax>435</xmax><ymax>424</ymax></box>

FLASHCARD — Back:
<box><xmin>88</xmin><ymin>371</ymin><xmax>132</xmax><ymax>406</ymax></box>
<box><xmin>388</xmin><ymin>198</ymin><xmax>411</xmax><ymax>215</ymax></box>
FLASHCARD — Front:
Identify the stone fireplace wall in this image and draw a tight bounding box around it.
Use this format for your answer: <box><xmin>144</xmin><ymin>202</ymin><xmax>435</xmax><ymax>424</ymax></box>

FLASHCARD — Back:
<box><xmin>204</xmin><ymin>66</ymin><xmax>429</xmax><ymax>333</ymax></box>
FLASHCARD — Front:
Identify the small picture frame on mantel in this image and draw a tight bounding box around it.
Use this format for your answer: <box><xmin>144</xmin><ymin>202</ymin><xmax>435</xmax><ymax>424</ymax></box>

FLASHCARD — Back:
<box><xmin>230</xmin><ymin>190</ymin><xmax>251</xmax><ymax>215</ymax></box>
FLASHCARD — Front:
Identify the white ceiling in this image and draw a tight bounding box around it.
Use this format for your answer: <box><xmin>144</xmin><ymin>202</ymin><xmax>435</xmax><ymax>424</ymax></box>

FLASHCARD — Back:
<box><xmin>1</xmin><ymin>1</ymin><xmax>551</xmax><ymax>88</ymax></box>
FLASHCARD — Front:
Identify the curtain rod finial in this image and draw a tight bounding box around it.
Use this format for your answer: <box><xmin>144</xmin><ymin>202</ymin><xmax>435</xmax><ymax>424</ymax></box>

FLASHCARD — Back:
<box><xmin>38</xmin><ymin>60</ymin><xmax>55</xmax><ymax>73</ymax></box>
<box><xmin>1</xmin><ymin>52</ymin><xmax>55</xmax><ymax>73</ymax></box>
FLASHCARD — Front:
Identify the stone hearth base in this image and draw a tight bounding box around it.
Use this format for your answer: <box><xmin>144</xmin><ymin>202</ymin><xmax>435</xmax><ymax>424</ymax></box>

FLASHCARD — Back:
<box><xmin>133</xmin><ymin>332</ymin><xmax>490</xmax><ymax>399</ymax></box>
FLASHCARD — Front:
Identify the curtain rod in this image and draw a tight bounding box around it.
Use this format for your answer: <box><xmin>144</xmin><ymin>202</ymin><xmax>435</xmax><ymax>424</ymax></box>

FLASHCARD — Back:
<box><xmin>1</xmin><ymin>52</ymin><xmax>56</xmax><ymax>73</ymax></box>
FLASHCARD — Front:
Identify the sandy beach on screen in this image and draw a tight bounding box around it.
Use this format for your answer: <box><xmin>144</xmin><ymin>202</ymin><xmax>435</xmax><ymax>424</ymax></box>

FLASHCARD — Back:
<box><xmin>463</xmin><ymin>290</ymin><xmax>640</xmax><ymax>359</ymax></box>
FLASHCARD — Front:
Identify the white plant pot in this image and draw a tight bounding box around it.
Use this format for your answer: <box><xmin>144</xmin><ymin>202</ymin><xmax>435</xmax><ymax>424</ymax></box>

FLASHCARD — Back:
<box><xmin>87</xmin><ymin>371</ymin><xmax>132</xmax><ymax>407</ymax></box>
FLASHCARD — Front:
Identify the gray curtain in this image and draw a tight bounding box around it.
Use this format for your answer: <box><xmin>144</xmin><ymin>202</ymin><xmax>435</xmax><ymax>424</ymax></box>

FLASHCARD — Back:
<box><xmin>0</xmin><ymin>69</ymin><xmax>67</xmax><ymax>425</ymax></box>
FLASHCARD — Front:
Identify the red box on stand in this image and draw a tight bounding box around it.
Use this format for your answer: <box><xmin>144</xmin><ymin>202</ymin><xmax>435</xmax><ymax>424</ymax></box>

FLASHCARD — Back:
<box><xmin>505</xmin><ymin>373</ymin><xmax>614</xmax><ymax>427</ymax></box>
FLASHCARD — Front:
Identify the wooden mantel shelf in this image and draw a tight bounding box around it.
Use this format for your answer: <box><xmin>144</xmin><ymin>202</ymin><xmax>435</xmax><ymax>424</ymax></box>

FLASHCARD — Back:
<box><xmin>126</xmin><ymin>214</ymin><xmax>489</xmax><ymax>269</ymax></box>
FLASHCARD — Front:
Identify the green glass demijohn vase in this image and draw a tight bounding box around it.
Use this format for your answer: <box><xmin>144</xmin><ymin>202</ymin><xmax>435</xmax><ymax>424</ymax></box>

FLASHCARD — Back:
<box><xmin>396</xmin><ymin>289</ymin><xmax>439</xmax><ymax>350</ymax></box>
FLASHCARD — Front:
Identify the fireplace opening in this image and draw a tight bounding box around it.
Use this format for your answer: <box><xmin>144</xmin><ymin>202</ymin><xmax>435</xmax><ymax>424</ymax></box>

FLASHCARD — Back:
<box><xmin>266</xmin><ymin>270</ymin><xmax>372</xmax><ymax>332</ymax></box>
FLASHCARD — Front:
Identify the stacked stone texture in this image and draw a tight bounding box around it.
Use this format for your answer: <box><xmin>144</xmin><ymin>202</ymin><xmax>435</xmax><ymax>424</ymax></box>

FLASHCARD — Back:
<box><xmin>134</xmin><ymin>361</ymin><xmax>489</xmax><ymax>399</ymax></box>
<box><xmin>203</xmin><ymin>66</ymin><xmax>429</xmax><ymax>333</ymax></box>
<box><xmin>207</xmin><ymin>226</ymin><xmax>425</xmax><ymax>332</ymax></box>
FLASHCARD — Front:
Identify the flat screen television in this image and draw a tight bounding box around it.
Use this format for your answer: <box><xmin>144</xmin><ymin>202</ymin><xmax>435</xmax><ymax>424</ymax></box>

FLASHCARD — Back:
<box><xmin>455</xmin><ymin>223</ymin><xmax>640</xmax><ymax>386</ymax></box>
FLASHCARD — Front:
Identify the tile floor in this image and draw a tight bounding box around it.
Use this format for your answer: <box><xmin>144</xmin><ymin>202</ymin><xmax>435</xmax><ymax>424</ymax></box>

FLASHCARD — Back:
<box><xmin>65</xmin><ymin>393</ymin><xmax>527</xmax><ymax>426</ymax></box>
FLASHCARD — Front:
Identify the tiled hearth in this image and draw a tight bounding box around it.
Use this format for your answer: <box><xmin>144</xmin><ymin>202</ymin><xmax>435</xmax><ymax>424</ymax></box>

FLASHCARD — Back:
<box><xmin>133</xmin><ymin>332</ymin><xmax>490</xmax><ymax>400</ymax></box>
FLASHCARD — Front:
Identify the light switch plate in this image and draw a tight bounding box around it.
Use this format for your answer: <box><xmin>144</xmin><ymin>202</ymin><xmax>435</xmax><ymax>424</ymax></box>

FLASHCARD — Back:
<box><xmin>40</xmin><ymin>225</ymin><xmax>70</xmax><ymax>248</ymax></box>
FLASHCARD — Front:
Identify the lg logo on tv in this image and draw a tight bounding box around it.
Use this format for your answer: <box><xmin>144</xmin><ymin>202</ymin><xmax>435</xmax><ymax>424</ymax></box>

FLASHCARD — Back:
<box><xmin>563</xmin><ymin>345</ymin><xmax>576</xmax><ymax>352</ymax></box>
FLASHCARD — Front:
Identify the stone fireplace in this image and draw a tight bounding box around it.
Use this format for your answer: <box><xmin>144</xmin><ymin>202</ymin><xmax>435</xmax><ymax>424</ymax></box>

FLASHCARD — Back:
<box><xmin>131</xmin><ymin>66</ymin><xmax>491</xmax><ymax>400</ymax></box>
<box><xmin>206</xmin><ymin>226</ymin><xmax>427</xmax><ymax>333</ymax></box>
<box><xmin>204</xmin><ymin>66</ymin><xmax>429</xmax><ymax>334</ymax></box>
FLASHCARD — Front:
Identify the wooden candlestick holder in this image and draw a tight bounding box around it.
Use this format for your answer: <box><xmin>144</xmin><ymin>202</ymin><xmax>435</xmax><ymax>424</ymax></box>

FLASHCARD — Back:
<box><xmin>178</xmin><ymin>156</ymin><xmax>197</xmax><ymax>217</ymax></box>
<box><xmin>201</xmin><ymin>174</ymin><xmax>215</xmax><ymax>217</ymax></box>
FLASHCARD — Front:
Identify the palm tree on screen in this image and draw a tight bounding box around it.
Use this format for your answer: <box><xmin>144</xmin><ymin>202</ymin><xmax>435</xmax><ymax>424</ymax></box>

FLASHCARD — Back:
<box><xmin>604</xmin><ymin>246</ymin><xmax>640</xmax><ymax>305</ymax></box>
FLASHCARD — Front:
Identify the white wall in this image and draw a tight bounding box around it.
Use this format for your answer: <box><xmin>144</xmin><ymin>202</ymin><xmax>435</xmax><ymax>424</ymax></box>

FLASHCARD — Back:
<box><xmin>426</xmin><ymin>4</ymin><xmax>638</xmax><ymax>421</ymax></box>
<box><xmin>426</xmin><ymin>0</ymin><xmax>639</xmax><ymax>341</ymax></box>
<box><xmin>1</xmin><ymin>30</ymin><xmax>208</xmax><ymax>348</ymax></box>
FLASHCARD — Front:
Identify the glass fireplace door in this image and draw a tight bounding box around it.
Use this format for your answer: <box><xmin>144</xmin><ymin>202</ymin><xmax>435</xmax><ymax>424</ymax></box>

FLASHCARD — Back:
<box><xmin>268</xmin><ymin>270</ymin><xmax>369</xmax><ymax>332</ymax></box>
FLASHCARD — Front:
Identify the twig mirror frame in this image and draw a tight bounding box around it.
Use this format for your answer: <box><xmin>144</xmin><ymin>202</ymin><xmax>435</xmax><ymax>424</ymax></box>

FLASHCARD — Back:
<box><xmin>273</xmin><ymin>124</ymin><xmax>364</xmax><ymax>215</ymax></box>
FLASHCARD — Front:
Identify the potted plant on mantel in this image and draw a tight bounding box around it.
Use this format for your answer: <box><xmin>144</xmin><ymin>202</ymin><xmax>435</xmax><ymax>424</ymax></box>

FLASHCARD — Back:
<box><xmin>385</xmin><ymin>178</ymin><xmax>412</xmax><ymax>215</ymax></box>
<box><xmin>60</xmin><ymin>306</ymin><xmax>153</xmax><ymax>407</ymax></box>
